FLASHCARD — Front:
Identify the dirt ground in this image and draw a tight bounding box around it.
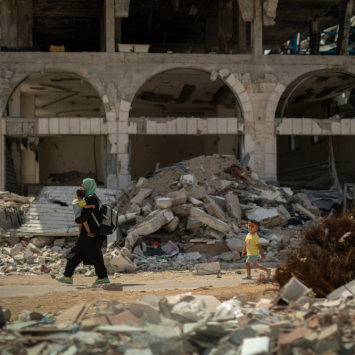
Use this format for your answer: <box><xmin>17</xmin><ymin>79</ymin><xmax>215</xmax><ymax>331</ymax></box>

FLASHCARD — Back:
<box><xmin>0</xmin><ymin>270</ymin><xmax>277</xmax><ymax>321</ymax></box>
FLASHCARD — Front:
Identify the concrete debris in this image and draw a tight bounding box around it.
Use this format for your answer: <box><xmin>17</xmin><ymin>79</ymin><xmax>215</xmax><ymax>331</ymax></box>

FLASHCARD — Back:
<box><xmin>2</xmin><ymin>155</ymin><xmax>330</xmax><ymax>275</ymax></box>
<box><xmin>0</xmin><ymin>192</ymin><xmax>34</xmax><ymax>232</ymax></box>
<box><xmin>194</xmin><ymin>261</ymin><xmax>220</xmax><ymax>275</ymax></box>
<box><xmin>225</xmin><ymin>194</ymin><xmax>242</xmax><ymax>221</ymax></box>
<box><xmin>4</xmin><ymin>277</ymin><xmax>355</xmax><ymax>354</ymax></box>
<box><xmin>9</xmin><ymin>186</ymin><xmax>121</xmax><ymax>238</ymax></box>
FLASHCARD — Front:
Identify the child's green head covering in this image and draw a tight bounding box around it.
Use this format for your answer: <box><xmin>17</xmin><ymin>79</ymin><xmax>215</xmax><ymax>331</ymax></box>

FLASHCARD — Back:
<box><xmin>82</xmin><ymin>178</ymin><xmax>97</xmax><ymax>198</ymax></box>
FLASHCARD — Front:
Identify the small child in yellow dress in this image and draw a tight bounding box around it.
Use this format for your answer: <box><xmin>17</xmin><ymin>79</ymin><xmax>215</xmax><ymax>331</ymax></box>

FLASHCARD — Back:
<box><xmin>72</xmin><ymin>188</ymin><xmax>96</xmax><ymax>237</ymax></box>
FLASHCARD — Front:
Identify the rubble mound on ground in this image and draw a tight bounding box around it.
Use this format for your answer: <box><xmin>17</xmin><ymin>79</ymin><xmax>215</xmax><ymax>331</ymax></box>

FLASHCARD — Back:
<box><xmin>275</xmin><ymin>209</ymin><xmax>355</xmax><ymax>297</ymax></box>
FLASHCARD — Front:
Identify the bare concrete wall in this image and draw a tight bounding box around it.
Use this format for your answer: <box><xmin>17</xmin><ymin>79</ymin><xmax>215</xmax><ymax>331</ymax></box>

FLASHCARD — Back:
<box><xmin>38</xmin><ymin>135</ymin><xmax>106</xmax><ymax>184</ymax></box>
<box><xmin>277</xmin><ymin>135</ymin><xmax>355</xmax><ymax>179</ymax></box>
<box><xmin>130</xmin><ymin>134</ymin><xmax>238</xmax><ymax>180</ymax></box>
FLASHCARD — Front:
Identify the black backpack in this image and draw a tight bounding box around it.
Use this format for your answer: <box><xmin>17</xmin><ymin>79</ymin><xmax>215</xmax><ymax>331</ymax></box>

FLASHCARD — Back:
<box><xmin>91</xmin><ymin>195</ymin><xmax>119</xmax><ymax>236</ymax></box>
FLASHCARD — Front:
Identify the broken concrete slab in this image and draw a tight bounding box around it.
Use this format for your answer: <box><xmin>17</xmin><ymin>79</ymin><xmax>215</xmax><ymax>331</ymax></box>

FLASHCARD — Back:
<box><xmin>190</xmin><ymin>207</ymin><xmax>230</xmax><ymax>233</ymax></box>
<box><xmin>162</xmin><ymin>216</ymin><xmax>179</xmax><ymax>232</ymax></box>
<box><xmin>204</xmin><ymin>201</ymin><xmax>226</xmax><ymax>222</ymax></box>
<box><xmin>155</xmin><ymin>197</ymin><xmax>173</xmax><ymax>209</ymax></box>
<box><xmin>130</xmin><ymin>189</ymin><xmax>153</xmax><ymax>204</ymax></box>
<box><xmin>225</xmin><ymin>194</ymin><xmax>242</xmax><ymax>221</ymax></box>
<box><xmin>226</xmin><ymin>238</ymin><xmax>245</xmax><ymax>252</ymax></box>
<box><xmin>186</xmin><ymin>217</ymin><xmax>202</xmax><ymax>230</ymax></box>
<box><xmin>130</xmin><ymin>209</ymin><xmax>174</xmax><ymax>235</ymax></box>
<box><xmin>126</xmin><ymin>203</ymin><xmax>141</xmax><ymax>214</ymax></box>
<box><xmin>166</xmin><ymin>189</ymin><xmax>187</xmax><ymax>206</ymax></box>
<box><xmin>187</xmin><ymin>186</ymin><xmax>207</xmax><ymax>200</ymax></box>
<box><xmin>136</xmin><ymin>177</ymin><xmax>148</xmax><ymax>188</ymax></box>
<box><xmin>188</xmin><ymin>196</ymin><xmax>203</xmax><ymax>206</ymax></box>
<box><xmin>276</xmin><ymin>205</ymin><xmax>290</xmax><ymax>224</ymax></box>
<box><xmin>195</xmin><ymin>262</ymin><xmax>220</xmax><ymax>275</ymax></box>
<box><xmin>31</xmin><ymin>237</ymin><xmax>54</xmax><ymax>248</ymax></box>
<box><xmin>172</xmin><ymin>204</ymin><xmax>192</xmax><ymax>218</ymax></box>
<box><xmin>9</xmin><ymin>243</ymin><xmax>23</xmax><ymax>257</ymax></box>
<box><xmin>209</xmin><ymin>195</ymin><xmax>226</xmax><ymax>210</ymax></box>
<box><xmin>293</xmin><ymin>203</ymin><xmax>316</xmax><ymax>220</ymax></box>
<box><xmin>293</xmin><ymin>193</ymin><xmax>319</xmax><ymax>216</ymax></box>
<box><xmin>245</xmin><ymin>208</ymin><xmax>281</xmax><ymax>228</ymax></box>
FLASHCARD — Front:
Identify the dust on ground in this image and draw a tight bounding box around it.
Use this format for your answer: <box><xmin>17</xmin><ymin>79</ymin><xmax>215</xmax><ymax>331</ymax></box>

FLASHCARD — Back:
<box><xmin>0</xmin><ymin>268</ymin><xmax>277</xmax><ymax>321</ymax></box>
<box><xmin>1</xmin><ymin>282</ymin><xmax>271</xmax><ymax>322</ymax></box>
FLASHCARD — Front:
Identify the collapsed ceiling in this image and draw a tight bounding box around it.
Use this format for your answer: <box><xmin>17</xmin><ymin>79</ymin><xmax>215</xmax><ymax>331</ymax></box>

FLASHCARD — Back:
<box><xmin>130</xmin><ymin>68</ymin><xmax>239</xmax><ymax>118</ymax></box>
<box><xmin>277</xmin><ymin>72</ymin><xmax>355</xmax><ymax>118</ymax></box>
<box><xmin>13</xmin><ymin>73</ymin><xmax>103</xmax><ymax>118</ymax></box>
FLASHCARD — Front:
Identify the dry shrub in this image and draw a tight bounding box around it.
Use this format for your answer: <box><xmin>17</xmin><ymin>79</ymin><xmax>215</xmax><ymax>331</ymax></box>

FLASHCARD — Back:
<box><xmin>274</xmin><ymin>210</ymin><xmax>355</xmax><ymax>297</ymax></box>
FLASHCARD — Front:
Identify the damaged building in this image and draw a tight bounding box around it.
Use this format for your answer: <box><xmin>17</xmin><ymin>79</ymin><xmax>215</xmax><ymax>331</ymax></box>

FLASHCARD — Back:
<box><xmin>1</xmin><ymin>0</ymin><xmax>355</xmax><ymax>193</ymax></box>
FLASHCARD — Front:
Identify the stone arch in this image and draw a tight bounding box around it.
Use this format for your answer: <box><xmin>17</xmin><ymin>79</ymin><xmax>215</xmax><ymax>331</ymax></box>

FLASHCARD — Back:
<box><xmin>3</xmin><ymin>71</ymin><xmax>107</xmax><ymax>119</ymax></box>
<box><xmin>276</xmin><ymin>69</ymin><xmax>355</xmax><ymax>119</ymax></box>
<box><xmin>129</xmin><ymin>67</ymin><xmax>246</xmax><ymax>119</ymax></box>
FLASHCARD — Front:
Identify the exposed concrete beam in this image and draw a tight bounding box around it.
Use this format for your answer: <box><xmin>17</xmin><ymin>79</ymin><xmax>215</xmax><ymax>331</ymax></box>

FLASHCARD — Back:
<box><xmin>263</xmin><ymin>0</ymin><xmax>278</xmax><ymax>26</ymax></box>
<box><xmin>336</xmin><ymin>0</ymin><xmax>354</xmax><ymax>55</ymax></box>
<box><xmin>237</xmin><ymin>0</ymin><xmax>253</xmax><ymax>22</ymax></box>
<box><xmin>114</xmin><ymin>0</ymin><xmax>131</xmax><ymax>17</ymax></box>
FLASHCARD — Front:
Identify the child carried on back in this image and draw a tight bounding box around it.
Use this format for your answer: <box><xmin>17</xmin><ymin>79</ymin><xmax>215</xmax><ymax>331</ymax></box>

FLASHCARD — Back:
<box><xmin>72</xmin><ymin>188</ymin><xmax>95</xmax><ymax>237</ymax></box>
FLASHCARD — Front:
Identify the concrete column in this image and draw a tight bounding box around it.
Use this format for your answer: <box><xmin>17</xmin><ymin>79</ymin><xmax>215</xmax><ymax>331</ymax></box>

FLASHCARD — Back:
<box><xmin>117</xmin><ymin>100</ymin><xmax>131</xmax><ymax>189</ymax></box>
<box><xmin>1</xmin><ymin>0</ymin><xmax>17</xmax><ymax>49</ymax></box>
<box><xmin>336</xmin><ymin>0</ymin><xmax>354</xmax><ymax>55</ymax></box>
<box><xmin>251</xmin><ymin>0</ymin><xmax>263</xmax><ymax>56</ymax></box>
<box><xmin>309</xmin><ymin>20</ymin><xmax>319</xmax><ymax>55</ymax></box>
<box><xmin>238</xmin><ymin>5</ymin><xmax>247</xmax><ymax>53</ymax></box>
<box><xmin>105</xmin><ymin>0</ymin><xmax>115</xmax><ymax>53</ymax></box>
<box><xmin>17</xmin><ymin>0</ymin><xmax>33</xmax><ymax>48</ymax></box>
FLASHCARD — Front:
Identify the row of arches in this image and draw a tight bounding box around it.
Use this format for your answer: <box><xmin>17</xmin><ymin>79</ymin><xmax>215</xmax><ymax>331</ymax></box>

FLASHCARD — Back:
<box><xmin>4</xmin><ymin>67</ymin><xmax>355</xmax><ymax>194</ymax></box>
<box><xmin>7</xmin><ymin>68</ymin><xmax>355</xmax><ymax>121</ymax></box>
<box><xmin>5</xmin><ymin>68</ymin><xmax>243</xmax><ymax>120</ymax></box>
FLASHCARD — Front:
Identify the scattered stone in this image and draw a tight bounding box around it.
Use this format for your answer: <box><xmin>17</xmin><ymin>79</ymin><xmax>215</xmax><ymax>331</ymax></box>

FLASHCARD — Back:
<box><xmin>166</xmin><ymin>189</ymin><xmax>187</xmax><ymax>206</ymax></box>
<box><xmin>225</xmin><ymin>194</ymin><xmax>242</xmax><ymax>221</ymax></box>
<box><xmin>102</xmin><ymin>283</ymin><xmax>123</xmax><ymax>291</ymax></box>
<box><xmin>195</xmin><ymin>261</ymin><xmax>220</xmax><ymax>275</ymax></box>
<box><xmin>31</xmin><ymin>237</ymin><xmax>54</xmax><ymax>248</ymax></box>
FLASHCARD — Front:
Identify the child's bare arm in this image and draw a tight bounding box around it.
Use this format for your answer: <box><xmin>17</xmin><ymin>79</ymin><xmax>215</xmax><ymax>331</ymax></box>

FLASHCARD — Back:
<box><xmin>257</xmin><ymin>244</ymin><xmax>265</xmax><ymax>259</ymax></box>
<box><xmin>83</xmin><ymin>204</ymin><xmax>95</xmax><ymax>209</ymax></box>
<box><xmin>242</xmin><ymin>243</ymin><xmax>247</xmax><ymax>257</ymax></box>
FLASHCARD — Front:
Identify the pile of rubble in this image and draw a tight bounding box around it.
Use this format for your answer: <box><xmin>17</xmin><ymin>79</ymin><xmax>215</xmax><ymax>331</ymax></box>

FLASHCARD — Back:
<box><xmin>104</xmin><ymin>155</ymin><xmax>322</xmax><ymax>274</ymax></box>
<box><xmin>2</xmin><ymin>277</ymin><xmax>355</xmax><ymax>355</ymax></box>
<box><xmin>0</xmin><ymin>155</ymin><xmax>328</xmax><ymax>276</ymax></box>
<box><xmin>0</xmin><ymin>192</ymin><xmax>34</xmax><ymax>234</ymax></box>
